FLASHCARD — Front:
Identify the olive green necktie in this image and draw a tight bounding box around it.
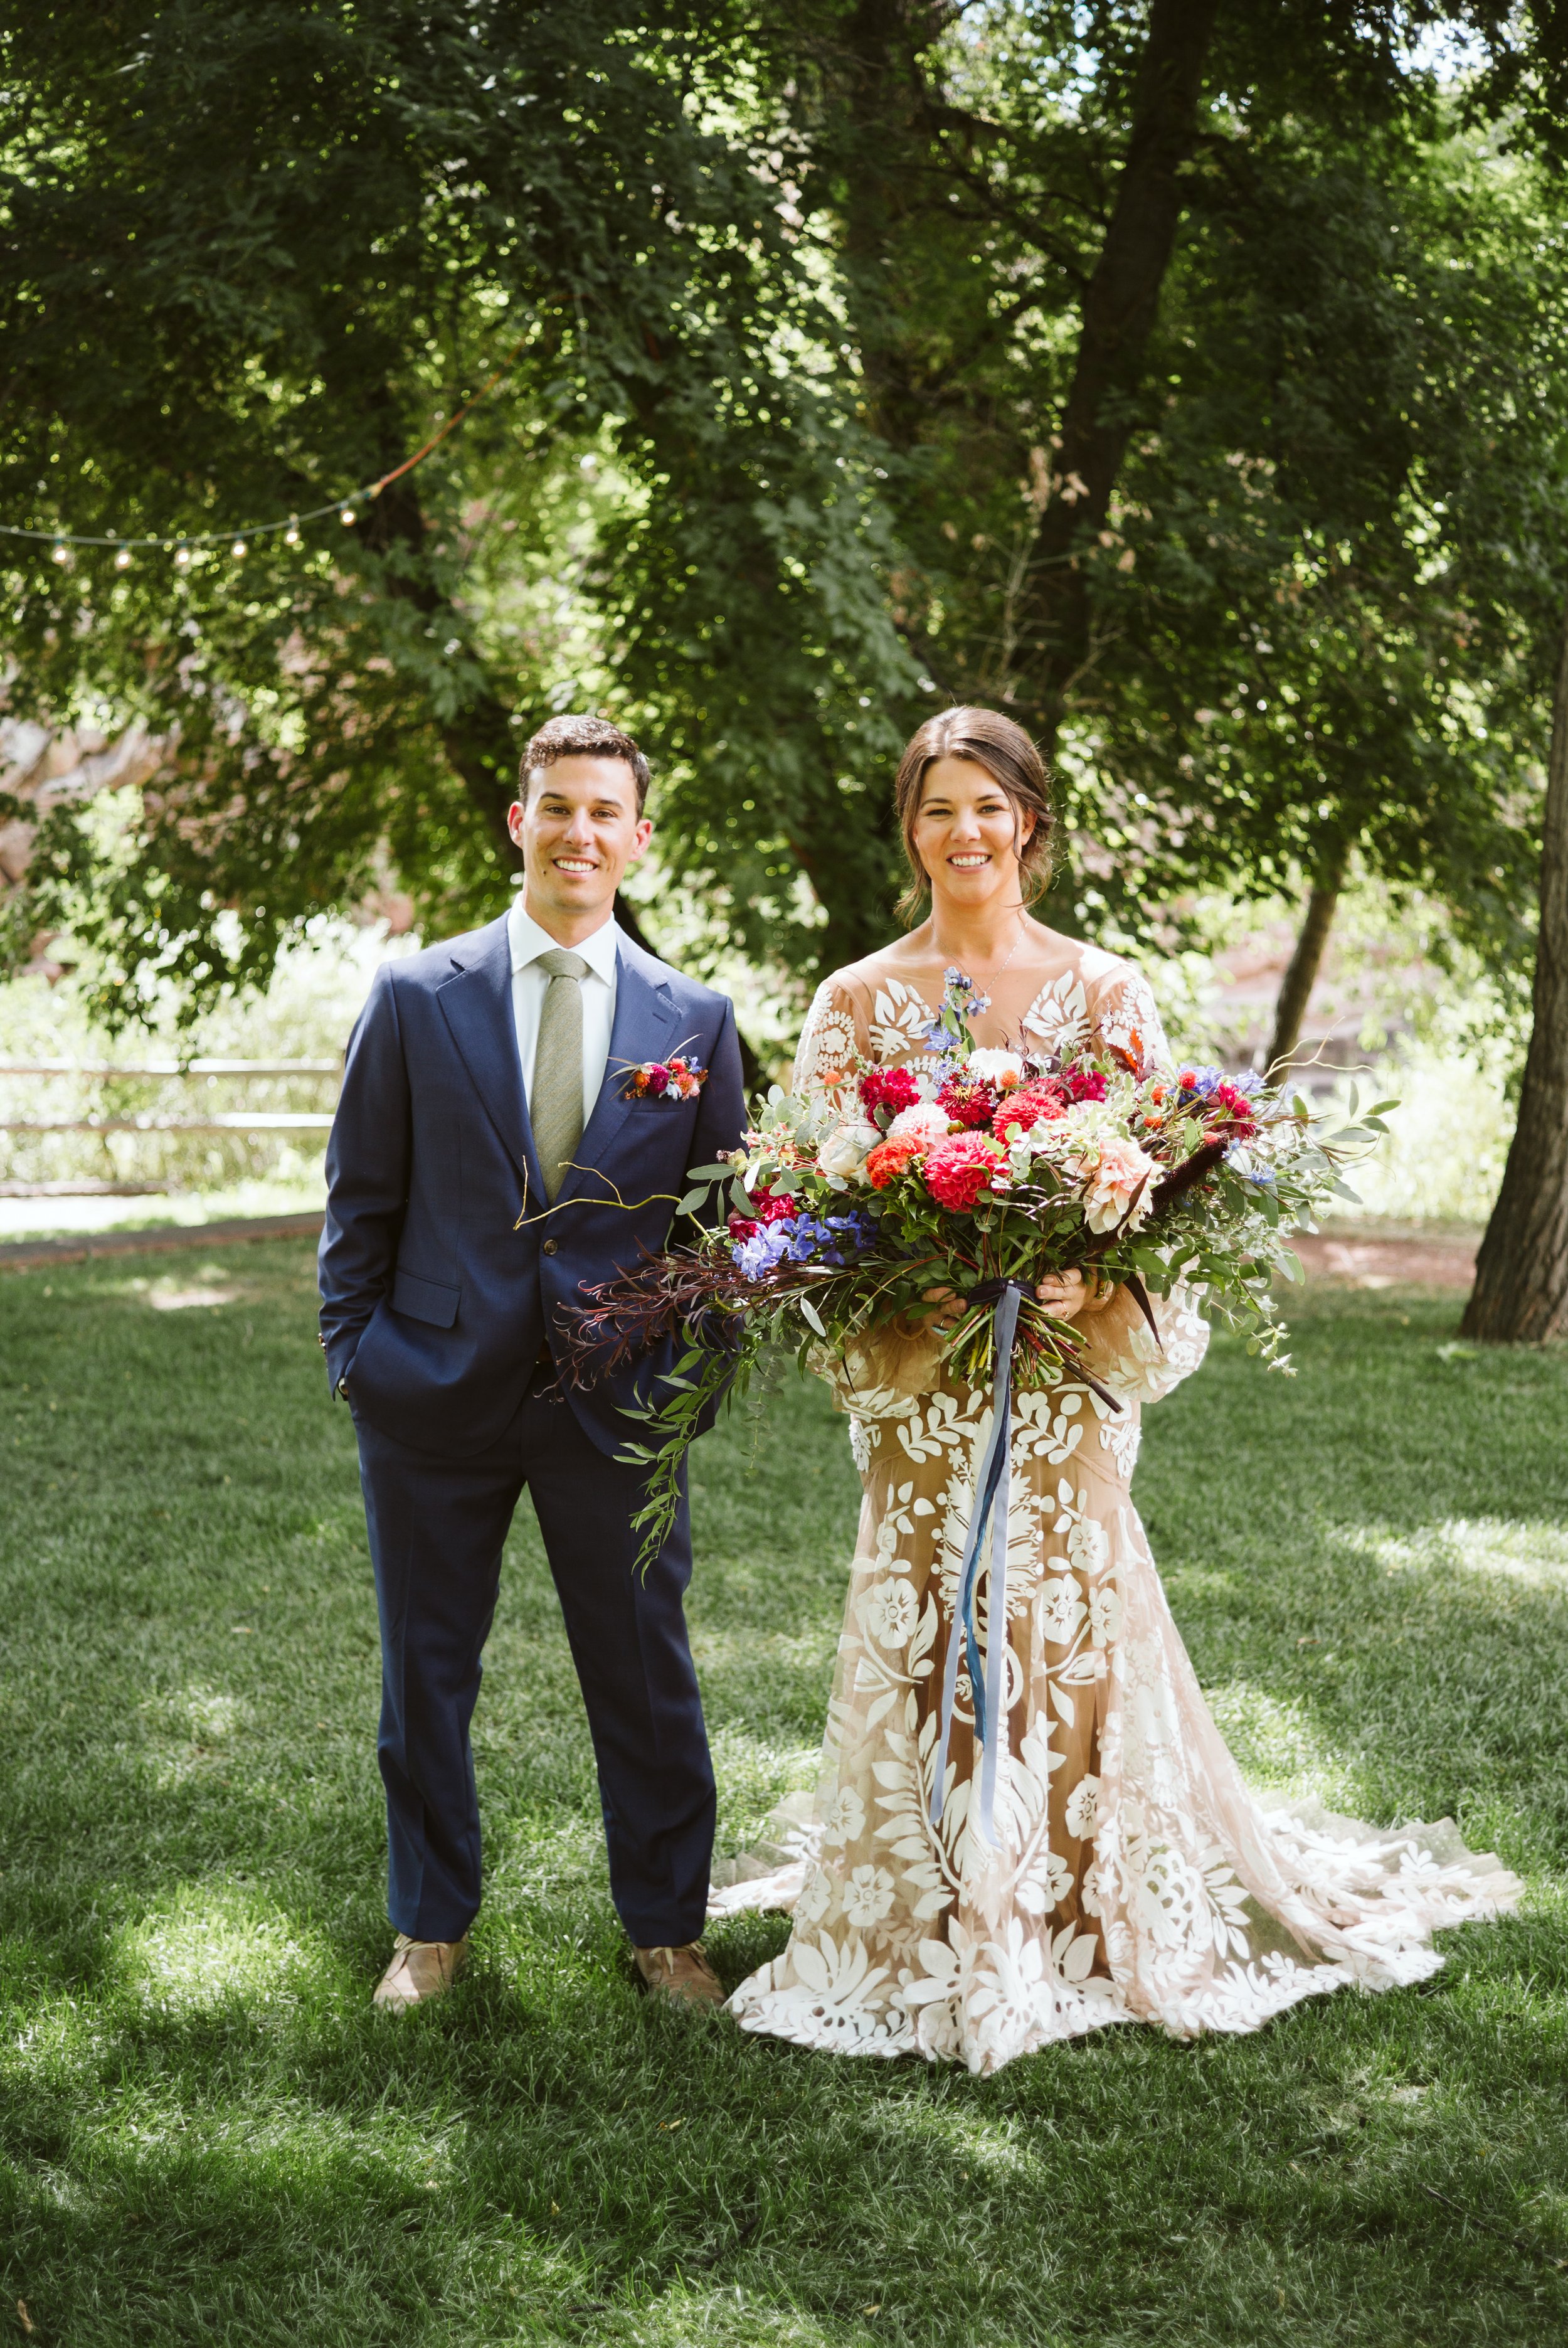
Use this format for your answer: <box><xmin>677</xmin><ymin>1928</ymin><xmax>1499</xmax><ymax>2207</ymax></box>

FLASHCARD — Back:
<box><xmin>530</xmin><ymin>948</ymin><xmax>591</xmax><ymax>1202</ymax></box>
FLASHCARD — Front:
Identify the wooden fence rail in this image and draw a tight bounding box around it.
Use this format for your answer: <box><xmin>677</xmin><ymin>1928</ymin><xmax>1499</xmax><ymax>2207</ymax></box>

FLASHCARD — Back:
<box><xmin>0</xmin><ymin>1113</ymin><xmax>336</xmax><ymax>1133</ymax></box>
<box><xmin>0</xmin><ymin>1059</ymin><xmax>341</xmax><ymax>1078</ymax></box>
<box><xmin>0</xmin><ymin>1060</ymin><xmax>342</xmax><ymax>1194</ymax></box>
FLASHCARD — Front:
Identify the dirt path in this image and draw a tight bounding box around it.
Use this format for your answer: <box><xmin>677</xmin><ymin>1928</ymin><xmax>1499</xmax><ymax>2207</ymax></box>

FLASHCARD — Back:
<box><xmin>1290</xmin><ymin>1233</ymin><xmax>1477</xmax><ymax>1290</ymax></box>
<box><xmin>0</xmin><ymin>1209</ymin><xmax>324</xmax><ymax>1272</ymax></box>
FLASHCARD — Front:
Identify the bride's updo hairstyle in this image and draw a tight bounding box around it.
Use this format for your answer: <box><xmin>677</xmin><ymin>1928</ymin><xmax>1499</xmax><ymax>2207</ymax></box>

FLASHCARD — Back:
<box><xmin>894</xmin><ymin>705</ymin><xmax>1055</xmax><ymax>922</ymax></box>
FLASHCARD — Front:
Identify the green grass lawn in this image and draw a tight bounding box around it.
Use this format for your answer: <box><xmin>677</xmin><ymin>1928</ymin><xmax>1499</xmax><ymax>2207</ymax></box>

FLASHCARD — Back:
<box><xmin>2</xmin><ymin>1243</ymin><xmax>1567</xmax><ymax>2347</ymax></box>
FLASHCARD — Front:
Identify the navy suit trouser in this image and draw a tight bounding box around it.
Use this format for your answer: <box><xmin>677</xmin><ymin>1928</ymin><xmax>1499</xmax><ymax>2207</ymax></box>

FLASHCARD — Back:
<box><xmin>353</xmin><ymin>1368</ymin><xmax>715</xmax><ymax>1948</ymax></box>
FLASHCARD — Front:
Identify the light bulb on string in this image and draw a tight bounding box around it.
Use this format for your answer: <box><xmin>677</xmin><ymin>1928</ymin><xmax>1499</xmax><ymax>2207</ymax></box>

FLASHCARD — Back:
<box><xmin>3</xmin><ymin>329</ymin><xmax>531</xmax><ymax>581</ymax></box>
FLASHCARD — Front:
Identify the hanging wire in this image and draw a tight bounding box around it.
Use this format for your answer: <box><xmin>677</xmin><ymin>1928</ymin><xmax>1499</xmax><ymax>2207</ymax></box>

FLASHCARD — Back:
<box><xmin>0</xmin><ymin>334</ymin><xmax>531</xmax><ymax>557</ymax></box>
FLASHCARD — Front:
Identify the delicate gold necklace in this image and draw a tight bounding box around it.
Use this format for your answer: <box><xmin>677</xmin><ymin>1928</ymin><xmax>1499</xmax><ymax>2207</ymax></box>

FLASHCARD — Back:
<box><xmin>961</xmin><ymin>916</ymin><xmax>1027</xmax><ymax>985</ymax></box>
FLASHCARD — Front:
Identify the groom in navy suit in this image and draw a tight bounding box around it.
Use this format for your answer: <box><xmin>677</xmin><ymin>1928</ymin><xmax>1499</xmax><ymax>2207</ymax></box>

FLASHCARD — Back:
<box><xmin>319</xmin><ymin>714</ymin><xmax>746</xmax><ymax>2011</ymax></box>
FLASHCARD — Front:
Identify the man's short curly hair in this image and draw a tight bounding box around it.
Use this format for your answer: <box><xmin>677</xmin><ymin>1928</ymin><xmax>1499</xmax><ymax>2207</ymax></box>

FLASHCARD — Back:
<box><xmin>517</xmin><ymin>713</ymin><xmax>650</xmax><ymax>814</ymax></box>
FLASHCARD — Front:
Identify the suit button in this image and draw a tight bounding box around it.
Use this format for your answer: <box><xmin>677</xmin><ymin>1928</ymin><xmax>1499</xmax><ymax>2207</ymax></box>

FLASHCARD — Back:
<box><xmin>542</xmin><ymin>1237</ymin><xmax>558</xmax><ymax>1256</ymax></box>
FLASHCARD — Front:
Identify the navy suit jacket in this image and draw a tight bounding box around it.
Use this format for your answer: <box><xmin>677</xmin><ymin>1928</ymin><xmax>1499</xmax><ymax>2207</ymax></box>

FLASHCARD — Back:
<box><xmin>317</xmin><ymin>913</ymin><xmax>748</xmax><ymax>1460</ymax></box>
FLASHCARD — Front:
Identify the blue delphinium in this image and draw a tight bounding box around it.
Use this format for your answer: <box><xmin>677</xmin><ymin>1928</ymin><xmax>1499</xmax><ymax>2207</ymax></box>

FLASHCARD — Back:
<box><xmin>733</xmin><ymin>1208</ymin><xmax>877</xmax><ymax>1280</ymax></box>
<box><xmin>921</xmin><ymin>966</ymin><xmax>992</xmax><ymax>1056</ymax></box>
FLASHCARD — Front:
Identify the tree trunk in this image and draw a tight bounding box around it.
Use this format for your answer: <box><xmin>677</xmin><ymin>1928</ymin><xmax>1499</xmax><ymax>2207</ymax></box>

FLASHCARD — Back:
<box><xmin>1461</xmin><ymin>602</ymin><xmax>1568</xmax><ymax>1342</ymax></box>
<box><xmin>838</xmin><ymin>0</ymin><xmax>956</xmax><ymax>450</ymax></box>
<box><xmin>1266</xmin><ymin>844</ymin><xmax>1348</xmax><ymax>1076</ymax></box>
<box><xmin>1019</xmin><ymin>0</ymin><xmax>1220</xmax><ymax>760</ymax></box>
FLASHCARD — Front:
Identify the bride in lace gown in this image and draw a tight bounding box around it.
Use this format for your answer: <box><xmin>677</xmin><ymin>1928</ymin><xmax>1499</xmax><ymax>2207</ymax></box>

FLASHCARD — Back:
<box><xmin>716</xmin><ymin>706</ymin><xmax>1519</xmax><ymax>2074</ymax></box>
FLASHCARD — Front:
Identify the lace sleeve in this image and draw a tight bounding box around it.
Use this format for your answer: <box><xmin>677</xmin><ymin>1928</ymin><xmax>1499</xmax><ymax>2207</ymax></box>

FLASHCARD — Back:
<box><xmin>1089</xmin><ymin>964</ymin><xmax>1172</xmax><ymax>1079</ymax></box>
<box><xmin>793</xmin><ymin>977</ymin><xmax>862</xmax><ymax>1101</ymax></box>
<box><xmin>1076</xmin><ymin>1280</ymin><xmax>1210</xmax><ymax>1406</ymax></box>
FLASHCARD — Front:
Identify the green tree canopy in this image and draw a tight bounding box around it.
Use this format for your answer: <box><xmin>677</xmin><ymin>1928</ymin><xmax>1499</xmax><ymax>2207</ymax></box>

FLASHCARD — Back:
<box><xmin>4</xmin><ymin>0</ymin><xmax>1568</xmax><ymax>1028</ymax></box>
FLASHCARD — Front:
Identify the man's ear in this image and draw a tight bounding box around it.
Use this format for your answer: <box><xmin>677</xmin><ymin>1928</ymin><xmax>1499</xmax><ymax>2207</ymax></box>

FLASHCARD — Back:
<box><xmin>628</xmin><ymin>815</ymin><xmax>654</xmax><ymax>863</ymax></box>
<box><xmin>506</xmin><ymin>800</ymin><xmax>527</xmax><ymax>850</ymax></box>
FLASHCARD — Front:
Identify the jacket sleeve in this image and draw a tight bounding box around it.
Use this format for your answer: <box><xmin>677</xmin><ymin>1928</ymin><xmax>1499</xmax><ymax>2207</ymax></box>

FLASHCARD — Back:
<box><xmin>687</xmin><ymin>997</ymin><xmax>748</xmax><ymax>1186</ymax></box>
<box><xmin>317</xmin><ymin>965</ymin><xmax>411</xmax><ymax>1397</ymax></box>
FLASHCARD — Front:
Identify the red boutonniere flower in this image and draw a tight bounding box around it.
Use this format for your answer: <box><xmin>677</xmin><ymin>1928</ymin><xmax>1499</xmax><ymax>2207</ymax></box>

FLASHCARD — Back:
<box><xmin>625</xmin><ymin>1054</ymin><xmax>707</xmax><ymax>1101</ymax></box>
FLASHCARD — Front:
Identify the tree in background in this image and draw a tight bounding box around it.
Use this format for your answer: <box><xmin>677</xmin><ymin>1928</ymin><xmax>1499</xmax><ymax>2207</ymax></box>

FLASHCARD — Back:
<box><xmin>1463</xmin><ymin>605</ymin><xmax>1568</xmax><ymax>1340</ymax></box>
<box><xmin>781</xmin><ymin>2</ymin><xmax>1568</xmax><ymax>1009</ymax></box>
<box><xmin>0</xmin><ymin>0</ymin><xmax>922</xmax><ymax>1024</ymax></box>
<box><xmin>4</xmin><ymin>0</ymin><xmax>1568</xmax><ymax>1054</ymax></box>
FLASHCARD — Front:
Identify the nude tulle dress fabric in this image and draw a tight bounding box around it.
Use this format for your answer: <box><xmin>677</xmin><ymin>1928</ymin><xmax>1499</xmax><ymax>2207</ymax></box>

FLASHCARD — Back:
<box><xmin>714</xmin><ymin>942</ymin><xmax>1520</xmax><ymax>2073</ymax></box>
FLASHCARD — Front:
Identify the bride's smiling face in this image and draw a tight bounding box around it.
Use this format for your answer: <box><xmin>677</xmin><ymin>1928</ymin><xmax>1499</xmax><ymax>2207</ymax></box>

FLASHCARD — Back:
<box><xmin>914</xmin><ymin>755</ymin><xmax>1034</xmax><ymax>910</ymax></box>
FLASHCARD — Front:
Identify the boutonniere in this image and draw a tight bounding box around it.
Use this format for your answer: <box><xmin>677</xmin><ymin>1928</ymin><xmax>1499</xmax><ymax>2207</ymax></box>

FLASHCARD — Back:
<box><xmin>624</xmin><ymin>1054</ymin><xmax>707</xmax><ymax>1101</ymax></box>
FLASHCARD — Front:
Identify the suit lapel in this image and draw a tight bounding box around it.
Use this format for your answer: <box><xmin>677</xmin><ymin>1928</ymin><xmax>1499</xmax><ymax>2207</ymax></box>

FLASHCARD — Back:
<box><xmin>436</xmin><ymin>915</ymin><xmax>548</xmax><ymax>1214</ymax></box>
<box><xmin>556</xmin><ymin>940</ymin><xmax>682</xmax><ymax>1204</ymax></box>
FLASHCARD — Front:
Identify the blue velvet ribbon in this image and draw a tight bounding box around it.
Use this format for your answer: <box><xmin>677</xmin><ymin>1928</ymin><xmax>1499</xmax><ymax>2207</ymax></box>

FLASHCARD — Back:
<box><xmin>930</xmin><ymin>1278</ymin><xmax>1024</xmax><ymax>1851</ymax></box>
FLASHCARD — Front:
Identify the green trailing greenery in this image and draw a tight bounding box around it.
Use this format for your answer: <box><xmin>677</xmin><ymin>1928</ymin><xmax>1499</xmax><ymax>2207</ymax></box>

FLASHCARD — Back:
<box><xmin>2</xmin><ymin>1238</ymin><xmax>1567</xmax><ymax>2343</ymax></box>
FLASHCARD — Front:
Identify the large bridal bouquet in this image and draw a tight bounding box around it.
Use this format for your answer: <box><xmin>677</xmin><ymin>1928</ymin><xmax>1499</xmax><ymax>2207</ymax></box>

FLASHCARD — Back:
<box><xmin>563</xmin><ymin>970</ymin><xmax>1387</xmax><ymax>1563</ymax></box>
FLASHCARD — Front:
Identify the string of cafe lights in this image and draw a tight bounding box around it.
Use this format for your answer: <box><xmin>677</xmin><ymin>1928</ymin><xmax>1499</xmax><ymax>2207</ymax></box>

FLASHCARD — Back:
<box><xmin>0</xmin><ymin>336</ymin><xmax>527</xmax><ymax>571</ymax></box>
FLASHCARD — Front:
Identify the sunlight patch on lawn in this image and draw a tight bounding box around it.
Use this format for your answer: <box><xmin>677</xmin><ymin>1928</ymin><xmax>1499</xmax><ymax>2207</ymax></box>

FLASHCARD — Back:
<box><xmin>136</xmin><ymin>1681</ymin><xmax>257</xmax><ymax>1789</ymax></box>
<box><xmin>864</xmin><ymin>2095</ymin><xmax>1038</xmax><ymax>2182</ymax></box>
<box><xmin>109</xmin><ymin>1265</ymin><xmax>248</xmax><ymax>1310</ymax></box>
<box><xmin>1</xmin><ymin>1997</ymin><xmax>107</xmax><ymax>2095</ymax></box>
<box><xmin>689</xmin><ymin>1626</ymin><xmax>839</xmax><ymax>1676</ymax></box>
<box><xmin>566</xmin><ymin>2289</ymin><xmax>880</xmax><ymax>2347</ymax></box>
<box><xmin>709</xmin><ymin>1724</ymin><xmax>821</xmax><ymax>1828</ymax></box>
<box><xmin>1203</xmin><ymin>1681</ymin><xmax>1353</xmax><ymax>1799</ymax></box>
<box><xmin>111</xmin><ymin>1883</ymin><xmax>331</xmax><ymax>2016</ymax></box>
<box><xmin>1348</xmin><ymin>1517</ymin><xmax>1568</xmax><ymax>1589</ymax></box>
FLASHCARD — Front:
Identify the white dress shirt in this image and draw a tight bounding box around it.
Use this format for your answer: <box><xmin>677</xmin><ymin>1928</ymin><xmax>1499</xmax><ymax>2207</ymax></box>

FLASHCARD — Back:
<box><xmin>506</xmin><ymin>896</ymin><xmax>622</xmax><ymax>1129</ymax></box>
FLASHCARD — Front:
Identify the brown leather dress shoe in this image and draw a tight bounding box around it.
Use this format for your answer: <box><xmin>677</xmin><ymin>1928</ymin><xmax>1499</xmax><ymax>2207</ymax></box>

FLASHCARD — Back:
<box><xmin>373</xmin><ymin>1932</ymin><xmax>469</xmax><ymax>2012</ymax></box>
<box><xmin>633</xmin><ymin>1941</ymin><xmax>726</xmax><ymax>2009</ymax></box>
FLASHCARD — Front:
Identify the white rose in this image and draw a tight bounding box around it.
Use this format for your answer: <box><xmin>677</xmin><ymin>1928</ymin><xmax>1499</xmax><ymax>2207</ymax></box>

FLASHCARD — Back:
<box><xmin>817</xmin><ymin>1119</ymin><xmax>879</xmax><ymax>1177</ymax></box>
<box><xmin>966</xmin><ymin>1048</ymin><xmax>1025</xmax><ymax>1088</ymax></box>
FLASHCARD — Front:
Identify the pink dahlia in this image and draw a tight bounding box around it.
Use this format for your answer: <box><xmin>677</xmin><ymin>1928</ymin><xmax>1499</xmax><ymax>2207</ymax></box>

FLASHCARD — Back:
<box><xmin>992</xmin><ymin>1079</ymin><xmax>1067</xmax><ymax>1142</ymax></box>
<box><xmin>923</xmin><ymin>1133</ymin><xmax>1007</xmax><ymax>1212</ymax></box>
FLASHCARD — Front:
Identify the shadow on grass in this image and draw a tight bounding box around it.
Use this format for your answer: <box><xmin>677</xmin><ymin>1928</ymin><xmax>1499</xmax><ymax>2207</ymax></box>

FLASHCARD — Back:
<box><xmin>1135</xmin><ymin>1290</ymin><xmax>1568</xmax><ymax>1883</ymax></box>
<box><xmin>6</xmin><ymin>1253</ymin><xmax>1568</xmax><ymax>2344</ymax></box>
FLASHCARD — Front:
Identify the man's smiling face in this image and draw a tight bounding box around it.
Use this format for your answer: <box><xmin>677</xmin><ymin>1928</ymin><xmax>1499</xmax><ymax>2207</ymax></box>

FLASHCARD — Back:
<box><xmin>507</xmin><ymin>754</ymin><xmax>652</xmax><ymax>938</ymax></box>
